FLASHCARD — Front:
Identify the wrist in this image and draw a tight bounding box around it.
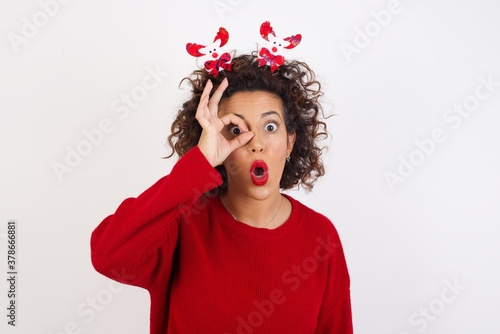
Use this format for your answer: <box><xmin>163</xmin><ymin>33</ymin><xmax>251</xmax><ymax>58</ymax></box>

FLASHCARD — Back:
<box><xmin>197</xmin><ymin>144</ymin><xmax>216</xmax><ymax>167</ymax></box>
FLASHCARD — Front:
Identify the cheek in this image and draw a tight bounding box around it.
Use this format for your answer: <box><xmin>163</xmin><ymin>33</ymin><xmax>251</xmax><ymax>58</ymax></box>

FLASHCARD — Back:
<box><xmin>268</xmin><ymin>138</ymin><xmax>289</xmax><ymax>156</ymax></box>
<box><xmin>223</xmin><ymin>151</ymin><xmax>246</xmax><ymax>176</ymax></box>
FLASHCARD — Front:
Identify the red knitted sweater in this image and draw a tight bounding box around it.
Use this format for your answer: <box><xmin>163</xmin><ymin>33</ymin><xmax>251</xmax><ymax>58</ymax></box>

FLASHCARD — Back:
<box><xmin>90</xmin><ymin>147</ymin><xmax>352</xmax><ymax>333</ymax></box>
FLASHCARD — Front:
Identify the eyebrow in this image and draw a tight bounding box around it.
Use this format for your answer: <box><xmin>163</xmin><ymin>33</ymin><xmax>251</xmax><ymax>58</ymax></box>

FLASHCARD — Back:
<box><xmin>234</xmin><ymin>111</ymin><xmax>282</xmax><ymax>120</ymax></box>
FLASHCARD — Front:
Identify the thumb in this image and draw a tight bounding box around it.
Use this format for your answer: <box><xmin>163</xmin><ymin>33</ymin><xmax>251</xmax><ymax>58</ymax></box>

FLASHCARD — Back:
<box><xmin>228</xmin><ymin>131</ymin><xmax>254</xmax><ymax>151</ymax></box>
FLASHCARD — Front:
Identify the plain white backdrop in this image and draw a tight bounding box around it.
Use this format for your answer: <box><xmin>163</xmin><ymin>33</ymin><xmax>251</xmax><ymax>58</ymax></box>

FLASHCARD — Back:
<box><xmin>1</xmin><ymin>0</ymin><xmax>499</xmax><ymax>333</ymax></box>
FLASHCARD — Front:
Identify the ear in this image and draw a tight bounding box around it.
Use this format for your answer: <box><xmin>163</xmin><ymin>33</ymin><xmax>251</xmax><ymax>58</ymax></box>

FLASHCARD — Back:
<box><xmin>287</xmin><ymin>131</ymin><xmax>296</xmax><ymax>155</ymax></box>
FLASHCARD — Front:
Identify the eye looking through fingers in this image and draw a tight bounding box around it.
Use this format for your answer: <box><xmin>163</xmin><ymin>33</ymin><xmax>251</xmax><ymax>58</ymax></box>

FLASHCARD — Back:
<box><xmin>228</xmin><ymin>125</ymin><xmax>242</xmax><ymax>136</ymax></box>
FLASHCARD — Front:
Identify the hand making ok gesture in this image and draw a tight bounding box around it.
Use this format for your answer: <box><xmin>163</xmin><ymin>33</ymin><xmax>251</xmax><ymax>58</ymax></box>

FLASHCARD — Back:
<box><xmin>196</xmin><ymin>78</ymin><xmax>254</xmax><ymax>167</ymax></box>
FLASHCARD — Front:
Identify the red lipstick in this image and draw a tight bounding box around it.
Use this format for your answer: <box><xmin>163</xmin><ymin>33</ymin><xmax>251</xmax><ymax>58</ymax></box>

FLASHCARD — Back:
<box><xmin>250</xmin><ymin>160</ymin><xmax>269</xmax><ymax>186</ymax></box>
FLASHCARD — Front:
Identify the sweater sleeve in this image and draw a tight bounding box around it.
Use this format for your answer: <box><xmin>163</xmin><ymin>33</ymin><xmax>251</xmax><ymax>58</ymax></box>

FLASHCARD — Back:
<box><xmin>90</xmin><ymin>147</ymin><xmax>222</xmax><ymax>289</ymax></box>
<box><xmin>315</xmin><ymin>227</ymin><xmax>353</xmax><ymax>333</ymax></box>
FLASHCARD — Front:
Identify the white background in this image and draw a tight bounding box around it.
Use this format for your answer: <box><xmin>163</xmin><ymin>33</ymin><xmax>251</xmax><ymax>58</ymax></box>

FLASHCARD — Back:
<box><xmin>1</xmin><ymin>0</ymin><xmax>499</xmax><ymax>333</ymax></box>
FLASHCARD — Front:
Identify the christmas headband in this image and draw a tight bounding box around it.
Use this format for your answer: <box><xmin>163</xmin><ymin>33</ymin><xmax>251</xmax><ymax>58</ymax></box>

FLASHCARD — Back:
<box><xmin>186</xmin><ymin>21</ymin><xmax>302</xmax><ymax>76</ymax></box>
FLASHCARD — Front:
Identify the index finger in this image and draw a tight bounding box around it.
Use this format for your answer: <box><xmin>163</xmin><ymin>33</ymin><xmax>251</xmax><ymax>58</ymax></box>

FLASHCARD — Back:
<box><xmin>195</xmin><ymin>79</ymin><xmax>213</xmax><ymax>120</ymax></box>
<box><xmin>219</xmin><ymin>112</ymin><xmax>250</xmax><ymax>133</ymax></box>
<box><xmin>208</xmin><ymin>77</ymin><xmax>229</xmax><ymax>111</ymax></box>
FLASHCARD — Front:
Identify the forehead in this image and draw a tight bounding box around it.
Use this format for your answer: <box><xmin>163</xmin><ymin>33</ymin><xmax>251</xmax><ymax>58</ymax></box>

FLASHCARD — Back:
<box><xmin>219</xmin><ymin>90</ymin><xmax>284</xmax><ymax>116</ymax></box>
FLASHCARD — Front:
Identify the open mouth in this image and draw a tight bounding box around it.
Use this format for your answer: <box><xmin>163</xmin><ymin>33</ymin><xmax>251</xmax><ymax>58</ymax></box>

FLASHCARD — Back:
<box><xmin>250</xmin><ymin>160</ymin><xmax>269</xmax><ymax>186</ymax></box>
<box><xmin>253</xmin><ymin>167</ymin><xmax>265</xmax><ymax>176</ymax></box>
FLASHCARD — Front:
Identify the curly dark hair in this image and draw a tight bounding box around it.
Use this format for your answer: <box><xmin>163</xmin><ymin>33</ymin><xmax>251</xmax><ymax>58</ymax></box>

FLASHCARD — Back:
<box><xmin>166</xmin><ymin>52</ymin><xmax>329</xmax><ymax>192</ymax></box>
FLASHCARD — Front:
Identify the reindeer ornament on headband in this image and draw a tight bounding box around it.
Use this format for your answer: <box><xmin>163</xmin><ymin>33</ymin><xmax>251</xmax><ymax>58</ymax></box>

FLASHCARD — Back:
<box><xmin>186</xmin><ymin>21</ymin><xmax>302</xmax><ymax>76</ymax></box>
<box><xmin>186</xmin><ymin>27</ymin><xmax>233</xmax><ymax>77</ymax></box>
<box><xmin>257</xmin><ymin>21</ymin><xmax>302</xmax><ymax>73</ymax></box>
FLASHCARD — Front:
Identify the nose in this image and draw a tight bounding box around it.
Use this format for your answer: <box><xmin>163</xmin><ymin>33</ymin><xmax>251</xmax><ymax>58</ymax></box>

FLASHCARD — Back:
<box><xmin>248</xmin><ymin>134</ymin><xmax>264</xmax><ymax>153</ymax></box>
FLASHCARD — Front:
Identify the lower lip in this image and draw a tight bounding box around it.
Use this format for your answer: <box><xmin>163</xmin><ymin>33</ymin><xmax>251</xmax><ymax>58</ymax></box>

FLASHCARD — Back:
<box><xmin>250</xmin><ymin>171</ymin><xmax>269</xmax><ymax>186</ymax></box>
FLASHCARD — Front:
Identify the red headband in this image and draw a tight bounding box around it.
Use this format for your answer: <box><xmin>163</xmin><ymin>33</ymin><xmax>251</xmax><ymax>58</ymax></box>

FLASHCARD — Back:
<box><xmin>186</xmin><ymin>22</ymin><xmax>302</xmax><ymax>76</ymax></box>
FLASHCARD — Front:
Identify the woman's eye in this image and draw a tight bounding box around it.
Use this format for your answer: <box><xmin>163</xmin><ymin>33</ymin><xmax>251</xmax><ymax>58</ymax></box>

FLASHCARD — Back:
<box><xmin>265</xmin><ymin>122</ymin><xmax>278</xmax><ymax>132</ymax></box>
<box><xmin>230</xmin><ymin>126</ymin><xmax>241</xmax><ymax>135</ymax></box>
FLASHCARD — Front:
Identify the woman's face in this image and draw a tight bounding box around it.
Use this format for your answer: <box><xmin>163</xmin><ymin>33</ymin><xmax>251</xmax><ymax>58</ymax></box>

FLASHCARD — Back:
<box><xmin>218</xmin><ymin>90</ymin><xmax>295</xmax><ymax>199</ymax></box>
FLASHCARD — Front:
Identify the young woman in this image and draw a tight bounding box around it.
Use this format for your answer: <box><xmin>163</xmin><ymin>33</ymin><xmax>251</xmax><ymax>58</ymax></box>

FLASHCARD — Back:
<box><xmin>91</xmin><ymin>53</ymin><xmax>353</xmax><ymax>333</ymax></box>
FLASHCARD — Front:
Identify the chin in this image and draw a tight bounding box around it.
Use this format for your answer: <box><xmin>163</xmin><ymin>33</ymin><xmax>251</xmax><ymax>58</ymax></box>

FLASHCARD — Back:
<box><xmin>247</xmin><ymin>187</ymin><xmax>273</xmax><ymax>200</ymax></box>
<box><xmin>246</xmin><ymin>180</ymin><xmax>282</xmax><ymax>200</ymax></box>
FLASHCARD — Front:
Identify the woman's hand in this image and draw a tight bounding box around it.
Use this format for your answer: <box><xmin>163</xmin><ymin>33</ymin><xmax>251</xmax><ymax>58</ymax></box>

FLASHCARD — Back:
<box><xmin>196</xmin><ymin>78</ymin><xmax>254</xmax><ymax>166</ymax></box>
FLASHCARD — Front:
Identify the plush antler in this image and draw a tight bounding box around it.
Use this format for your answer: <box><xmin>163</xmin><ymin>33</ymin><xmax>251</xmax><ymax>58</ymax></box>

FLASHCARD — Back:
<box><xmin>260</xmin><ymin>21</ymin><xmax>275</xmax><ymax>41</ymax></box>
<box><xmin>186</xmin><ymin>43</ymin><xmax>205</xmax><ymax>57</ymax></box>
<box><xmin>284</xmin><ymin>34</ymin><xmax>301</xmax><ymax>49</ymax></box>
<box><xmin>214</xmin><ymin>27</ymin><xmax>229</xmax><ymax>47</ymax></box>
